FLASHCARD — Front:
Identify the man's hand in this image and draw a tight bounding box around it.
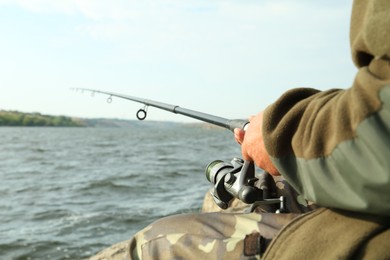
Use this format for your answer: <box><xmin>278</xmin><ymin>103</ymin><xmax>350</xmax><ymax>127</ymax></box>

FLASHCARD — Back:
<box><xmin>234</xmin><ymin>111</ymin><xmax>280</xmax><ymax>176</ymax></box>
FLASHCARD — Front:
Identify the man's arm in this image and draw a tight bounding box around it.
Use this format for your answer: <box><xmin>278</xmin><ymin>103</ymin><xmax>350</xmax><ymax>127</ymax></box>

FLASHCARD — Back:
<box><xmin>237</xmin><ymin>0</ymin><xmax>390</xmax><ymax>216</ymax></box>
<box><xmin>262</xmin><ymin>62</ymin><xmax>390</xmax><ymax>216</ymax></box>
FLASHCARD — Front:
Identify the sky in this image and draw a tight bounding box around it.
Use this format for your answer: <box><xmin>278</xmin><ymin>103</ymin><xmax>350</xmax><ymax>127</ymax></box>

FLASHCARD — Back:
<box><xmin>0</xmin><ymin>0</ymin><xmax>356</xmax><ymax>122</ymax></box>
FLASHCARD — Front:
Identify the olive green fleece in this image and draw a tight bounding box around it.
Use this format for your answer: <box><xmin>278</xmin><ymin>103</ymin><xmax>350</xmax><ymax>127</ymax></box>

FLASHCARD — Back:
<box><xmin>274</xmin><ymin>85</ymin><xmax>390</xmax><ymax>215</ymax></box>
<box><xmin>262</xmin><ymin>0</ymin><xmax>390</xmax><ymax>216</ymax></box>
<box><xmin>351</xmin><ymin>0</ymin><xmax>390</xmax><ymax>67</ymax></box>
<box><xmin>263</xmin><ymin>208</ymin><xmax>390</xmax><ymax>260</ymax></box>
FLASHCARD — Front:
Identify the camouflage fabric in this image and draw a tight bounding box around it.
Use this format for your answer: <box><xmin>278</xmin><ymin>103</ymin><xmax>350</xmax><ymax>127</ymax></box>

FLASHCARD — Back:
<box><xmin>127</xmin><ymin>211</ymin><xmax>300</xmax><ymax>259</ymax></box>
<box><xmin>86</xmin><ymin>174</ymin><xmax>315</xmax><ymax>259</ymax></box>
<box><xmin>125</xmin><ymin>174</ymin><xmax>316</xmax><ymax>259</ymax></box>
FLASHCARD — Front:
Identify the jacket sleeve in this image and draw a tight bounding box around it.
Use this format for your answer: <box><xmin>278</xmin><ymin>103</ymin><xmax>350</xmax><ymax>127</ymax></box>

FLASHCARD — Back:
<box><xmin>262</xmin><ymin>0</ymin><xmax>390</xmax><ymax>216</ymax></box>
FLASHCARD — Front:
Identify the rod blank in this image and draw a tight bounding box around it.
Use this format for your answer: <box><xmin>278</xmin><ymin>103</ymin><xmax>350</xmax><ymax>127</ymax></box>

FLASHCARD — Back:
<box><xmin>74</xmin><ymin>88</ymin><xmax>248</xmax><ymax>132</ymax></box>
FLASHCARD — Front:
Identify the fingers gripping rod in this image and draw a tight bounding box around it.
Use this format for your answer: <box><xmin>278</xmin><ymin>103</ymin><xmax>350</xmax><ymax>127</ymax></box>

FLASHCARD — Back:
<box><xmin>73</xmin><ymin>88</ymin><xmax>248</xmax><ymax>132</ymax></box>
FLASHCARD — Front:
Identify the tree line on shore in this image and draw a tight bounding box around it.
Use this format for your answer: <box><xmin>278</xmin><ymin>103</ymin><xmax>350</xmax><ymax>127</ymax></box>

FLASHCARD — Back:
<box><xmin>0</xmin><ymin>110</ymin><xmax>84</xmax><ymax>127</ymax></box>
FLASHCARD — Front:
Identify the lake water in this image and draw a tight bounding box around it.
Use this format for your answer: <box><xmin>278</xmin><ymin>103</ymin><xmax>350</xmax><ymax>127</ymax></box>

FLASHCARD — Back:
<box><xmin>0</xmin><ymin>125</ymin><xmax>240</xmax><ymax>259</ymax></box>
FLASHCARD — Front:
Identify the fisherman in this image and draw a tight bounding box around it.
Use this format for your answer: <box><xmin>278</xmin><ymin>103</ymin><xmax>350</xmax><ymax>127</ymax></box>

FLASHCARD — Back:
<box><xmin>121</xmin><ymin>0</ymin><xmax>390</xmax><ymax>258</ymax></box>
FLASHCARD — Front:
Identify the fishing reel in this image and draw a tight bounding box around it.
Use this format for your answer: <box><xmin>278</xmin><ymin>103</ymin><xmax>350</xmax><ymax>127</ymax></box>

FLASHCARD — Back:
<box><xmin>206</xmin><ymin>158</ymin><xmax>286</xmax><ymax>212</ymax></box>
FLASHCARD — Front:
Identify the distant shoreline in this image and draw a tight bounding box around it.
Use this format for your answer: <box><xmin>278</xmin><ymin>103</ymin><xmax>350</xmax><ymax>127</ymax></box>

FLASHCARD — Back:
<box><xmin>0</xmin><ymin>109</ymin><xmax>216</xmax><ymax>128</ymax></box>
<box><xmin>0</xmin><ymin>110</ymin><xmax>84</xmax><ymax>127</ymax></box>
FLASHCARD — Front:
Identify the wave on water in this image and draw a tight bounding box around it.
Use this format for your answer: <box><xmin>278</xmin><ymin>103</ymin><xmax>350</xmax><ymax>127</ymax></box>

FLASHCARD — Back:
<box><xmin>0</xmin><ymin>126</ymin><xmax>240</xmax><ymax>259</ymax></box>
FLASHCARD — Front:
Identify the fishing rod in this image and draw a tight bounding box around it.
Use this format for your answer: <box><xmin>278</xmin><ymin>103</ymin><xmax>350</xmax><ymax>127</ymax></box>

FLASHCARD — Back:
<box><xmin>72</xmin><ymin>88</ymin><xmax>248</xmax><ymax>132</ymax></box>
<box><xmin>73</xmin><ymin>88</ymin><xmax>286</xmax><ymax>212</ymax></box>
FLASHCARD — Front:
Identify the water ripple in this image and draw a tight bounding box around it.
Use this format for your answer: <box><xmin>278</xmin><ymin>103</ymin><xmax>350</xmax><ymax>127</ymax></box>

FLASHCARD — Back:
<box><xmin>0</xmin><ymin>126</ymin><xmax>239</xmax><ymax>259</ymax></box>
